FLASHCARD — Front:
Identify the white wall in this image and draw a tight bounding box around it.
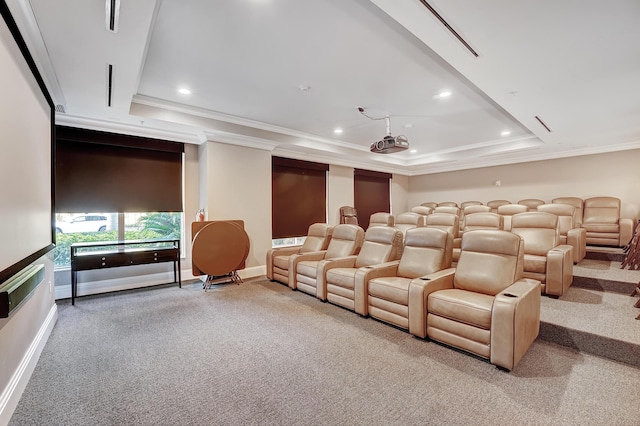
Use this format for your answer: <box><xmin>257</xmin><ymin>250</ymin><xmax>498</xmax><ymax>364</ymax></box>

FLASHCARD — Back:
<box><xmin>0</xmin><ymin>254</ymin><xmax>56</xmax><ymax>425</ymax></box>
<box><xmin>328</xmin><ymin>165</ymin><xmax>354</xmax><ymax>226</ymax></box>
<box><xmin>409</xmin><ymin>149</ymin><xmax>640</xmax><ymax>219</ymax></box>
<box><xmin>199</xmin><ymin>141</ymin><xmax>272</xmax><ymax>271</ymax></box>
<box><xmin>391</xmin><ymin>174</ymin><xmax>409</xmax><ymax>215</ymax></box>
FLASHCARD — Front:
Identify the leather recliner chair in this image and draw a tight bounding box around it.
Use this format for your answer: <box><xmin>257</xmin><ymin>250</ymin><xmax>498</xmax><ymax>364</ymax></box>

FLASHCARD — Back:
<box><xmin>369</xmin><ymin>212</ymin><xmax>394</xmax><ymax>228</ymax></box>
<box><xmin>497</xmin><ymin>204</ymin><xmax>528</xmax><ymax>231</ymax></box>
<box><xmin>460</xmin><ymin>201</ymin><xmax>483</xmax><ymax>209</ymax></box>
<box><xmin>359</xmin><ymin>227</ymin><xmax>453</xmax><ymax>335</ymax></box>
<box><xmin>487</xmin><ymin>199</ymin><xmax>511</xmax><ymax>213</ymax></box>
<box><xmin>510</xmin><ymin>212</ymin><xmax>573</xmax><ymax>297</ymax></box>
<box><xmin>290</xmin><ymin>224</ymin><xmax>365</xmax><ymax>297</ymax></box>
<box><xmin>420</xmin><ymin>202</ymin><xmax>438</xmax><ymax>209</ymax></box>
<box><xmin>552</xmin><ymin>197</ymin><xmax>584</xmax><ymax>227</ymax></box>
<box><xmin>322</xmin><ymin>226</ymin><xmax>404</xmax><ymax>310</ymax></box>
<box><xmin>395</xmin><ymin>212</ymin><xmax>426</xmax><ymax>236</ymax></box>
<box><xmin>453</xmin><ymin>212</ymin><xmax>503</xmax><ymax>263</ymax></box>
<box><xmin>582</xmin><ymin>196</ymin><xmax>634</xmax><ymax>247</ymax></box>
<box><xmin>339</xmin><ymin>206</ymin><xmax>358</xmax><ymax>225</ymax></box>
<box><xmin>410</xmin><ymin>206</ymin><xmax>432</xmax><ymax>217</ymax></box>
<box><xmin>425</xmin><ymin>229</ymin><xmax>541</xmax><ymax>371</ymax></box>
<box><xmin>463</xmin><ymin>205</ymin><xmax>491</xmax><ymax>215</ymax></box>
<box><xmin>537</xmin><ymin>203</ymin><xmax>586</xmax><ymax>263</ymax></box>
<box><xmin>518</xmin><ymin>198</ymin><xmax>545</xmax><ymax>211</ymax></box>
<box><xmin>266</xmin><ymin>223</ymin><xmax>333</xmax><ymax>286</ymax></box>
<box><xmin>426</xmin><ymin>212</ymin><xmax>460</xmax><ymax>240</ymax></box>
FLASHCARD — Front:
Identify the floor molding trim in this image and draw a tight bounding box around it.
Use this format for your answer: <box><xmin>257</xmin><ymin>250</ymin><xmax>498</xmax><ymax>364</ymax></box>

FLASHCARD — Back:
<box><xmin>0</xmin><ymin>303</ymin><xmax>58</xmax><ymax>426</ymax></box>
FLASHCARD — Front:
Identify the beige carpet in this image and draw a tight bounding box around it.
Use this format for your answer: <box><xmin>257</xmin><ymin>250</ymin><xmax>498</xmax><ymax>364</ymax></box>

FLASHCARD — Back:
<box><xmin>9</xmin><ymin>278</ymin><xmax>640</xmax><ymax>426</ymax></box>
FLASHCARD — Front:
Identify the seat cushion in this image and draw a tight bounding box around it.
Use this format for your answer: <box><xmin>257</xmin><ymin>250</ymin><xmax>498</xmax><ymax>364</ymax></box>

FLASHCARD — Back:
<box><xmin>368</xmin><ymin>276</ymin><xmax>411</xmax><ymax>305</ymax></box>
<box><xmin>428</xmin><ymin>289</ymin><xmax>494</xmax><ymax>330</ymax></box>
<box><xmin>273</xmin><ymin>255</ymin><xmax>290</xmax><ymax>270</ymax></box>
<box><xmin>297</xmin><ymin>260</ymin><xmax>319</xmax><ymax>278</ymax></box>
<box><xmin>523</xmin><ymin>254</ymin><xmax>546</xmax><ymax>274</ymax></box>
<box><xmin>326</xmin><ymin>267</ymin><xmax>358</xmax><ymax>289</ymax></box>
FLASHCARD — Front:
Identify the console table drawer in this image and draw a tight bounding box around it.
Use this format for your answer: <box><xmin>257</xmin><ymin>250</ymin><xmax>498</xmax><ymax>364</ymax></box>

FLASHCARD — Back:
<box><xmin>73</xmin><ymin>252</ymin><xmax>131</xmax><ymax>270</ymax></box>
<box><xmin>130</xmin><ymin>249</ymin><xmax>178</xmax><ymax>264</ymax></box>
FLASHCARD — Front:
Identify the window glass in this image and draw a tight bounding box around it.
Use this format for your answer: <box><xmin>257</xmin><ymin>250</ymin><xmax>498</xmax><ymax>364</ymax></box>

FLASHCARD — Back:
<box><xmin>54</xmin><ymin>212</ymin><xmax>183</xmax><ymax>268</ymax></box>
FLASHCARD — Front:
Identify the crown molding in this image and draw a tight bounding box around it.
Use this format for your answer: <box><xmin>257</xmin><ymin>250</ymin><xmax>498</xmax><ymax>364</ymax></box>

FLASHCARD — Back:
<box><xmin>55</xmin><ymin>114</ymin><xmax>200</xmax><ymax>144</ymax></box>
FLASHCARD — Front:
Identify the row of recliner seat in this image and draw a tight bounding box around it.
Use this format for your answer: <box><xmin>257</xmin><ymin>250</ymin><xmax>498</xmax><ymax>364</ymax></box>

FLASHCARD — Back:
<box><xmin>267</xmin><ymin>224</ymin><xmax>540</xmax><ymax>371</ymax></box>
<box><xmin>367</xmin><ymin>207</ymin><xmax>574</xmax><ymax>297</ymax></box>
<box><xmin>417</xmin><ymin>196</ymin><xmax>634</xmax><ymax>248</ymax></box>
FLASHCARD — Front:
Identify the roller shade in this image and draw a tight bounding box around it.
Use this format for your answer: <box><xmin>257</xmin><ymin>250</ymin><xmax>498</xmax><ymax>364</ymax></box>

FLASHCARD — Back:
<box><xmin>55</xmin><ymin>126</ymin><xmax>184</xmax><ymax>213</ymax></box>
<box><xmin>272</xmin><ymin>157</ymin><xmax>328</xmax><ymax>239</ymax></box>
<box><xmin>354</xmin><ymin>168</ymin><xmax>391</xmax><ymax>230</ymax></box>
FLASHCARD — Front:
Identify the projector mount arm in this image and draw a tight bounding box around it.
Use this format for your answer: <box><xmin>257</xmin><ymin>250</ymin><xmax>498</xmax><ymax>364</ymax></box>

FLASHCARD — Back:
<box><xmin>358</xmin><ymin>107</ymin><xmax>392</xmax><ymax>136</ymax></box>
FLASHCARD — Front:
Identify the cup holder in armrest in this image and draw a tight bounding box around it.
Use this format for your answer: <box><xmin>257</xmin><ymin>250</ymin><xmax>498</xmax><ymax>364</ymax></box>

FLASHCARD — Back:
<box><xmin>502</xmin><ymin>293</ymin><xmax>518</xmax><ymax>298</ymax></box>
<box><xmin>420</xmin><ymin>277</ymin><xmax>431</xmax><ymax>281</ymax></box>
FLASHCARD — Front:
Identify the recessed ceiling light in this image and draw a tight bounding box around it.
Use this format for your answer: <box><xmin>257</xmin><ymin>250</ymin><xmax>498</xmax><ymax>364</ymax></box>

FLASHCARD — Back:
<box><xmin>403</xmin><ymin>123</ymin><xmax>414</xmax><ymax>129</ymax></box>
<box><xmin>432</xmin><ymin>90</ymin><xmax>452</xmax><ymax>100</ymax></box>
<box><xmin>334</xmin><ymin>128</ymin><xmax>343</xmax><ymax>134</ymax></box>
<box><xmin>298</xmin><ymin>84</ymin><xmax>311</xmax><ymax>92</ymax></box>
<box><xmin>410</xmin><ymin>149</ymin><xmax>417</xmax><ymax>153</ymax></box>
<box><xmin>178</xmin><ymin>88</ymin><xmax>191</xmax><ymax>95</ymax></box>
<box><xmin>501</xmin><ymin>130</ymin><xmax>511</xmax><ymax>136</ymax></box>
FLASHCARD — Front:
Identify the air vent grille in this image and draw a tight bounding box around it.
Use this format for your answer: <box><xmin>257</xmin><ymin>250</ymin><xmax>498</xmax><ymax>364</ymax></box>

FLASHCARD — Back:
<box><xmin>418</xmin><ymin>1</ymin><xmax>479</xmax><ymax>58</ymax></box>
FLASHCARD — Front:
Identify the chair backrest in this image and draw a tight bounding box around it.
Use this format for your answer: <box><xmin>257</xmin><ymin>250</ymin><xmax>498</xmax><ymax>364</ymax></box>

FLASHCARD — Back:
<box><xmin>395</xmin><ymin>212</ymin><xmax>426</xmax><ymax>234</ymax></box>
<box><xmin>434</xmin><ymin>206</ymin><xmax>460</xmax><ymax>215</ymax></box>
<box><xmin>518</xmin><ymin>198</ymin><xmax>545</xmax><ymax>211</ymax></box>
<box><xmin>369</xmin><ymin>212</ymin><xmax>394</xmax><ymax>228</ymax></box>
<box><xmin>339</xmin><ymin>206</ymin><xmax>358</xmax><ymax>225</ymax></box>
<box><xmin>410</xmin><ymin>206</ymin><xmax>432</xmax><ymax>216</ymax></box>
<box><xmin>536</xmin><ymin>203</ymin><xmax>575</xmax><ymax>237</ymax></box>
<box><xmin>425</xmin><ymin>212</ymin><xmax>460</xmax><ymax>238</ymax></box>
<box><xmin>460</xmin><ymin>201</ymin><xmax>483</xmax><ymax>209</ymax></box>
<box><xmin>510</xmin><ymin>212</ymin><xmax>559</xmax><ymax>256</ymax></box>
<box><xmin>463</xmin><ymin>212</ymin><xmax>503</xmax><ymax>231</ymax></box>
<box><xmin>299</xmin><ymin>223</ymin><xmax>333</xmax><ymax>253</ymax></box>
<box><xmin>324</xmin><ymin>224</ymin><xmax>365</xmax><ymax>259</ymax></box>
<box><xmin>583</xmin><ymin>196</ymin><xmax>621</xmax><ymax>225</ymax></box>
<box><xmin>463</xmin><ymin>205</ymin><xmax>491</xmax><ymax>214</ymax></box>
<box><xmin>397</xmin><ymin>227</ymin><xmax>452</xmax><ymax>279</ymax></box>
<box><xmin>454</xmin><ymin>230</ymin><xmax>524</xmax><ymax>296</ymax></box>
<box><xmin>420</xmin><ymin>202</ymin><xmax>438</xmax><ymax>209</ymax></box>
<box><xmin>552</xmin><ymin>197</ymin><xmax>584</xmax><ymax>226</ymax></box>
<box><xmin>487</xmin><ymin>199</ymin><xmax>511</xmax><ymax>212</ymax></box>
<box><xmin>355</xmin><ymin>226</ymin><xmax>403</xmax><ymax>268</ymax></box>
<box><xmin>437</xmin><ymin>201</ymin><xmax>459</xmax><ymax>207</ymax></box>
<box><xmin>497</xmin><ymin>204</ymin><xmax>528</xmax><ymax>230</ymax></box>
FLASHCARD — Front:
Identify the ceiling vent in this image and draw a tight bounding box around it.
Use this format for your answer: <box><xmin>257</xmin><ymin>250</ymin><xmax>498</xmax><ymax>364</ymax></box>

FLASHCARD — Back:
<box><xmin>54</xmin><ymin>104</ymin><xmax>66</xmax><ymax>114</ymax></box>
<box><xmin>418</xmin><ymin>1</ymin><xmax>479</xmax><ymax>58</ymax></box>
<box><xmin>105</xmin><ymin>0</ymin><xmax>120</xmax><ymax>33</ymax></box>
<box><xmin>535</xmin><ymin>115</ymin><xmax>552</xmax><ymax>132</ymax></box>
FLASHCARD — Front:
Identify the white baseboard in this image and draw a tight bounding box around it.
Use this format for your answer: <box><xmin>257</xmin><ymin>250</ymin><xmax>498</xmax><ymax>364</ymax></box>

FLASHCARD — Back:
<box><xmin>55</xmin><ymin>266</ymin><xmax>267</xmax><ymax>300</ymax></box>
<box><xmin>0</xmin><ymin>304</ymin><xmax>58</xmax><ymax>426</ymax></box>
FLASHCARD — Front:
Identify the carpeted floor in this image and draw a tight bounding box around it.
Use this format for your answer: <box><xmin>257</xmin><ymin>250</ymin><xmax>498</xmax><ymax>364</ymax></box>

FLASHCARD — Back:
<box><xmin>9</xmin><ymin>278</ymin><xmax>640</xmax><ymax>426</ymax></box>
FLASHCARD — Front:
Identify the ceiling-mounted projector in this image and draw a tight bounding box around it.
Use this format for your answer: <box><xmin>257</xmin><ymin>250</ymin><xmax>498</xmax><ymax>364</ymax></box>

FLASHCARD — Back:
<box><xmin>370</xmin><ymin>135</ymin><xmax>409</xmax><ymax>154</ymax></box>
<box><xmin>358</xmin><ymin>106</ymin><xmax>410</xmax><ymax>154</ymax></box>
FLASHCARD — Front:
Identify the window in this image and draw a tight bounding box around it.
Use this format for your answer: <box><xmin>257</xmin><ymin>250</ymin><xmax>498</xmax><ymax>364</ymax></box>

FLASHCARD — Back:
<box><xmin>53</xmin><ymin>212</ymin><xmax>183</xmax><ymax>268</ymax></box>
<box><xmin>53</xmin><ymin>127</ymin><xmax>185</xmax><ymax>268</ymax></box>
<box><xmin>271</xmin><ymin>157</ymin><xmax>328</xmax><ymax>241</ymax></box>
<box><xmin>354</xmin><ymin>169</ymin><xmax>391</xmax><ymax>230</ymax></box>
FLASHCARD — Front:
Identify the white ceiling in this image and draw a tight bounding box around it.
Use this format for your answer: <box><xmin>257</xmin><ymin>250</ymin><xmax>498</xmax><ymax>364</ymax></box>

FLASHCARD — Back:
<box><xmin>9</xmin><ymin>0</ymin><xmax>640</xmax><ymax>175</ymax></box>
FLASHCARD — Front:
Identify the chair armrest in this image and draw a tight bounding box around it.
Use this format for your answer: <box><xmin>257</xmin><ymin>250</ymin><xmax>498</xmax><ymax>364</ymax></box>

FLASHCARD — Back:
<box><xmin>316</xmin><ymin>256</ymin><xmax>357</xmax><ymax>300</ymax></box>
<box><xmin>353</xmin><ymin>261</ymin><xmax>400</xmax><ymax>316</ymax></box>
<box><xmin>407</xmin><ymin>268</ymin><xmax>456</xmax><ymax>338</ymax></box>
<box><xmin>545</xmin><ymin>244</ymin><xmax>573</xmax><ymax>297</ymax></box>
<box><xmin>287</xmin><ymin>251</ymin><xmax>327</xmax><ymax>289</ymax></box>
<box><xmin>619</xmin><ymin>218</ymin><xmax>634</xmax><ymax>246</ymax></box>
<box><xmin>567</xmin><ymin>227</ymin><xmax>586</xmax><ymax>263</ymax></box>
<box><xmin>491</xmin><ymin>278</ymin><xmax>541</xmax><ymax>371</ymax></box>
<box><xmin>266</xmin><ymin>246</ymin><xmax>301</xmax><ymax>279</ymax></box>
